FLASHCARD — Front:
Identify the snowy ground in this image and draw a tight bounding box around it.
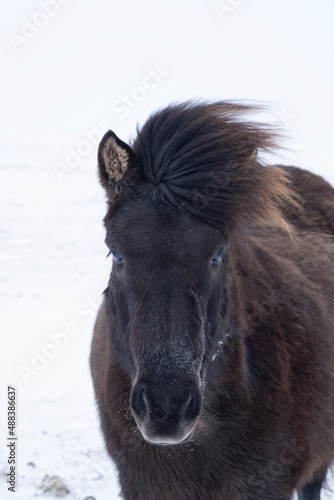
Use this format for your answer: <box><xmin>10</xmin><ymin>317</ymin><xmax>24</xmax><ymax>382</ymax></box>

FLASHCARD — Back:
<box><xmin>0</xmin><ymin>137</ymin><xmax>121</xmax><ymax>499</ymax></box>
<box><xmin>1</xmin><ymin>135</ymin><xmax>334</xmax><ymax>500</ymax></box>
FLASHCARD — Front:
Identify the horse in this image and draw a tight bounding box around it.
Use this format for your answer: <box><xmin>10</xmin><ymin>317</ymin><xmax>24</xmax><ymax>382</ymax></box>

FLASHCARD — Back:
<box><xmin>90</xmin><ymin>101</ymin><xmax>334</xmax><ymax>500</ymax></box>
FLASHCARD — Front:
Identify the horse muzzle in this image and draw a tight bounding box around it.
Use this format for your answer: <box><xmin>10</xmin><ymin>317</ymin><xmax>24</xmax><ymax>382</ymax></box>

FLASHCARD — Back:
<box><xmin>130</xmin><ymin>379</ymin><xmax>202</xmax><ymax>445</ymax></box>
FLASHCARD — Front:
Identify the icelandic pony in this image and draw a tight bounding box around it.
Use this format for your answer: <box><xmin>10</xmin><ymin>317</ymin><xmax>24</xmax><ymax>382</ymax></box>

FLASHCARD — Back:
<box><xmin>90</xmin><ymin>102</ymin><xmax>334</xmax><ymax>499</ymax></box>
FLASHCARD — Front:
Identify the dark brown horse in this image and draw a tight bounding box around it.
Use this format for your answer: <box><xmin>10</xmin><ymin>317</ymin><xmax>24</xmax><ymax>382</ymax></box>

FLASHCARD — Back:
<box><xmin>90</xmin><ymin>102</ymin><xmax>334</xmax><ymax>500</ymax></box>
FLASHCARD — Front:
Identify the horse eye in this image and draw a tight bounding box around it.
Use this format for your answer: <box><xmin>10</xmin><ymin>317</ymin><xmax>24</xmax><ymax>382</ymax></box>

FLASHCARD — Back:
<box><xmin>112</xmin><ymin>251</ymin><xmax>124</xmax><ymax>264</ymax></box>
<box><xmin>211</xmin><ymin>248</ymin><xmax>223</xmax><ymax>265</ymax></box>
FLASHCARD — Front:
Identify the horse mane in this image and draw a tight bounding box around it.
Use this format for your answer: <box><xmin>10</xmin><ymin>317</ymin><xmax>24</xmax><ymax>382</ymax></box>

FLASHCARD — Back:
<box><xmin>131</xmin><ymin>101</ymin><xmax>296</xmax><ymax>233</ymax></box>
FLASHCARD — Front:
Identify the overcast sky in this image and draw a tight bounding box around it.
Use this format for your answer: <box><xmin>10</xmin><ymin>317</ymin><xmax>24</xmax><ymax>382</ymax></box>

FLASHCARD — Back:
<box><xmin>1</xmin><ymin>0</ymin><xmax>333</xmax><ymax>179</ymax></box>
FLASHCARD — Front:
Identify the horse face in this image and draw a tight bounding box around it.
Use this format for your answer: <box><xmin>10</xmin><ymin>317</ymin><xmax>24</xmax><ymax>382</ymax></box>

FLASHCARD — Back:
<box><xmin>104</xmin><ymin>197</ymin><xmax>228</xmax><ymax>445</ymax></box>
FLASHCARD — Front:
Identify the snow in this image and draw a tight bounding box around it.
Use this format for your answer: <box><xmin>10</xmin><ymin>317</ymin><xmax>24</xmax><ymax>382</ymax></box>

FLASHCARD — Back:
<box><xmin>0</xmin><ymin>137</ymin><xmax>122</xmax><ymax>498</ymax></box>
<box><xmin>3</xmin><ymin>392</ymin><xmax>120</xmax><ymax>500</ymax></box>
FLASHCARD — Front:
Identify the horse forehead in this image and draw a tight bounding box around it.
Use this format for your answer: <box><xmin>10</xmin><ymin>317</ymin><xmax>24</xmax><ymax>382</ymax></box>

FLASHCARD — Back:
<box><xmin>109</xmin><ymin>203</ymin><xmax>214</xmax><ymax>248</ymax></box>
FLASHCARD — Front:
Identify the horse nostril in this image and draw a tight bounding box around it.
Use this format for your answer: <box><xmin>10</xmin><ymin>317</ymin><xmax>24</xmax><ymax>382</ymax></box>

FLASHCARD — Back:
<box><xmin>131</xmin><ymin>382</ymin><xmax>150</xmax><ymax>420</ymax></box>
<box><xmin>183</xmin><ymin>390</ymin><xmax>200</xmax><ymax>421</ymax></box>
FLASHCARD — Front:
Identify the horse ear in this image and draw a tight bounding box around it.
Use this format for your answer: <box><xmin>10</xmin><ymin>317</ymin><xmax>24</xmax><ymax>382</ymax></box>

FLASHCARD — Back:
<box><xmin>98</xmin><ymin>130</ymin><xmax>141</xmax><ymax>202</ymax></box>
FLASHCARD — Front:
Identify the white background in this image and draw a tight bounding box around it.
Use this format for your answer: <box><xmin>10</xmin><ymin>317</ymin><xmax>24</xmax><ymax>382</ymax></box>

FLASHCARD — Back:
<box><xmin>0</xmin><ymin>0</ymin><xmax>333</xmax><ymax>498</ymax></box>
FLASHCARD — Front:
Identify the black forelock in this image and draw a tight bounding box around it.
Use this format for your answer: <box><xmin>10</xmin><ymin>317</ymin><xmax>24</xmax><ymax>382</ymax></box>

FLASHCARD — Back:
<box><xmin>130</xmin><ymin>100</ymin><xmax>294</xmax><ymax>233</ymax></box>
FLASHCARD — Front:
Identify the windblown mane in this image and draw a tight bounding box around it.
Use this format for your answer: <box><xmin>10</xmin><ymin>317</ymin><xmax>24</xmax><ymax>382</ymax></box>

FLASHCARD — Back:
<box><xmin>131</xmin><ymin>101</ymin><xmax>295</xmax><ymax>232</ymax></box>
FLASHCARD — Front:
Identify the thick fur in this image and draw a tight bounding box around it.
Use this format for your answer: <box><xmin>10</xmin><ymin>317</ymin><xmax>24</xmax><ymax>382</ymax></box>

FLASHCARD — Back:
<box><xmin>90</xmin><ymin>101</ymin><xmax>334</xmax><ymax>500</ymax></box>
